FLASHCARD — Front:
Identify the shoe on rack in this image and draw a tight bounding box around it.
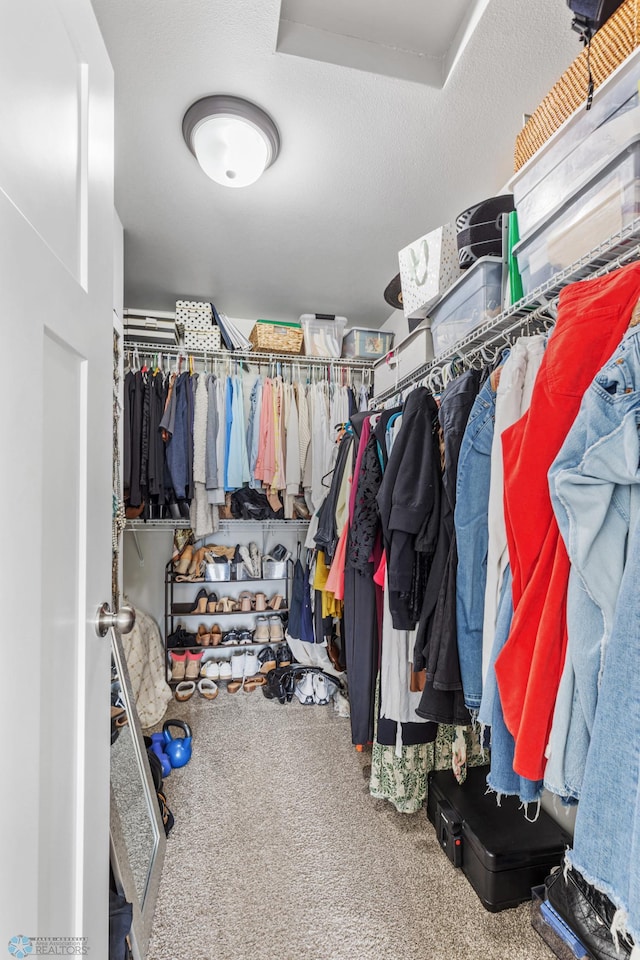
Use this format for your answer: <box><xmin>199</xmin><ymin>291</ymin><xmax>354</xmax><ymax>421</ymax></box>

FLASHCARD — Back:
<box><xmin>244</xmin><ymin>651</ymin><xmax>259</xmax><ymax>677</ymax></box>
<box><xmin>190</xmin><ymin>588</ymin><xmax>209</xmax><ymax>615</ymax></box>
<box><xmin>210</xmin><ymin>624</ymin><xmax>222</xmax><ymax>646</ymax></box>
<box><xmin>237</xmin><ymin>629</ymin><xmax>253</xmax><ymax>645</ymax></box>
<box><xmin>239</xmin><ymin>545</ymin><xmax>255</xmax><ymax>579</ymax></box>
<box><xmin>217</xmin><ymin>597</ymin><xmax>236</xmax><ymax>614</ymax></box>
<box><xmin>276</xmin><ymin>642</ymin><xmax>292</xmax><ymax>667</ymax></box>
<box><xmin>167</xmin><ymin>627</ymin><xmax>196</xmax><ymax>649</ymax></box>
<box><xmin>238</xmin><ymin>591</ymin><xmax>254</xmax><ymax>613</ymax></box>
<box><xmin>254</xmin><ymin>592</ymin><xmax>267</xmax><ymax>612</ymax></box>
<box><xmin>174</xmin><ymin>544</ymin><xmax>194</xmax><ymax>576</ymax></box>
<box><xmin>253</xmin><ymin>616</ymin><xmax>270</xmax><ymax>643</ymax></box>
<box><xmin>231</xmin><ymin>651</ymin><xmax>246</xmax><ymax>681</ymax></box>
<box><xmin>197</xmin><ymin>624</ymin><xmax>211</xmax><ymax>647</ymax></box>
<box><xmin>267</xmin><ymin>594</ymin><xmax>285</xmax><ymax>611</ymax></box>
<box><xmin>249</xmin><ymin>542</ymin><xmax>261</xmax><ymax>577</ymax></box>
<box><xmin>218</xmin><ymin>660</ymin><xmax>232</xmax><ymax>682</ymax></box>
<box><xmin>202</xmin><ymin>660</ymin><xmax>220</xmax><ymax>681</ymax></box>
<box><xmin>294</xmin><ymin>672</ymin><xmax>315</xmax><ymax>705</ymax></box>
<box><xmin>198</xmin><ymin>678</ymin><xmax>218</xmax><ymax>700</ymax></box>
<box><xmin>221</xmin><ymin>628</ymin><xmax>240</xmax><ymax>646</ymax></box>
<box><xmin>170</xmin><ymin>650</ymin><xmax>187</xmax><ymax>681</ymax></box>
<box><xmin>269</xmin><ymin>616</ymin><xmax>285</xmax><ymax>643</ymax></box>
<box><xmin>257</xmin><ymin>646</ymin><xmax>277</xmax><ymax>673</ymax></box>
<box><xmin>185</xmin><ymin>649</ymin><xmax>203</xmax><ymax>680</ymax></box>
<box><xmin>266</xmin><ymin>543</ymin><xmax>291</xmax><ymax>563</ymax></box>
<box><xmin>174</xmin><ymin>680</ymin><xmax>196</xmax><ymax>702</ymax></box>
<box><xmin>207</xmin><ymin>592</ymin><xmax>219</xmax><ymax>614</ymax></box>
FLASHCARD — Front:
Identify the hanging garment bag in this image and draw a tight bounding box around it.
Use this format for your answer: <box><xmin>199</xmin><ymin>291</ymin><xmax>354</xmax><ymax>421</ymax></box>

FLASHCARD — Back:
<box><xmin>426</xmin><ymin>766</ymin><xmax>570</xmax><ymax>912</ymax></box>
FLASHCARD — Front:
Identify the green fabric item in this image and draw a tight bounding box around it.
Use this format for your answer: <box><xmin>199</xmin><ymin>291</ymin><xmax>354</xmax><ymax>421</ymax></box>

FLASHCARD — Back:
<box><xmin>508</xmin><ymin>210</ymin><xmax>524</xmax><ymax>305</ymax></box>
<box><xmin>256</xmin><ymin>319</ymin><xmax>301</xmax><ymax>329</ymax></box>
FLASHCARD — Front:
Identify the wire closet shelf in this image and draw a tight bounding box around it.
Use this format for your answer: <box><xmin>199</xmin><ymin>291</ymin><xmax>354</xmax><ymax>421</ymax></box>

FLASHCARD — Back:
<box><xmin>122</xmin><ymin>342</ymin><xmax>377</xmax><ymax>372</ymax></box>
<box><xmin>372</xmin><ymin>218</ymin><xmax>640</xmax><ymax>405</ymax></box>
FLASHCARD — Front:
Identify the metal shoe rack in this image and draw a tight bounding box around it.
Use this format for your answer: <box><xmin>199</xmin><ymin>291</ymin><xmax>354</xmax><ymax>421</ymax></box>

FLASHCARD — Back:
<box><xmin>373</xmin><ymin>218</ymin><xmax>640</xmax><ymax>405</ymax></box>
<box><xmin>164</xmin><ymin>553</ymin><xmax>292</xmax><ymax>685</ymax></box>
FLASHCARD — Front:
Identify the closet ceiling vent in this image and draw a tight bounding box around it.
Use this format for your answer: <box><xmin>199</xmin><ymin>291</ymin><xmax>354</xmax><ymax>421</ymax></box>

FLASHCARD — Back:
<box><xmin>182</xmin><ymin>95</ymin><xmax>280</xmax><ymax>189</ymax></box>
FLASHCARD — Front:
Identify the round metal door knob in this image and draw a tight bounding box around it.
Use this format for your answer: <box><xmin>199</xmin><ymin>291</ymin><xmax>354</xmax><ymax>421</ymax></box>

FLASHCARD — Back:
<box><xmin>95</xmin><ymin>602</ymin><xmax>136</xmax><ymax>638</ymax></box>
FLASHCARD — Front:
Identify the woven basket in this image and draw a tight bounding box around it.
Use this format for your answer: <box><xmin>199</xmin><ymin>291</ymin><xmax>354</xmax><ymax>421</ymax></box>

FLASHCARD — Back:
<box><xmin>249</xmin><ymin>320</ymin><xmax>304</xmax><ymax>355</ymax></box>
<box><xmin>514</xmin><ymin>0</ymin><xmax>640</xmax><ymax>171</ymax></box>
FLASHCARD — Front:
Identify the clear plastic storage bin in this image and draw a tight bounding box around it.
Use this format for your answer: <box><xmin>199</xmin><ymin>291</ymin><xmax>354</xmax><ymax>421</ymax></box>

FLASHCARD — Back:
<box><xmin>429</xmin><ymin>257</ymin><xmax>503</xmax><ymax>356</ymax></box>
<box><xmin>511</xmin><ymin>49</ymin><xmax>640</xmax><ymax>238</ymax></box>
<box><xmin>372</xmin><ymin>326</ymin><xmax>434</xmax><ymax>396</ymax></box>
<box><xmin>342</xmin><ymin>328</ymin><xmax>394</xmax><ymax>359</ymax></box>
<box><xmin>514</xmin><ymin>136</ymin><xmax>640</xmax><ymax>295</ymax></box>
<box><xmin>299</xmin><ymin>314</ymin><xmax>347</xmax><ymax>357</ymax></box>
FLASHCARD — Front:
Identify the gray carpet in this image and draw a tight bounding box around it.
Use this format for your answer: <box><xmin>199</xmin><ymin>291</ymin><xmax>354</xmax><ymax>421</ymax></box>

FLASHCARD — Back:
<box><xmin>146</xmin><ymin>690</ymin><xmax>553</xmax><ymax>960</ymax></box>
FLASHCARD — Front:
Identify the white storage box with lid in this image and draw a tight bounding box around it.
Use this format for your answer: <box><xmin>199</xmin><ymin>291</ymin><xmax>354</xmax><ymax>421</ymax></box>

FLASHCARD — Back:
<box><xmin>372</xmin><ymin>326</ymin><xmax>434</xmax><ymax>397</ymax></box>
<box><xmin>398</xmin><ymin>223</ymin><xmax>462</xmax><ymax>322</ymax></box>
<box><xmin>123</xmin><ymin>312</ymin><xmax>177</xmax><ymax>345</ymax></box>
<box><xmin>429</xmin><ymin>257</ymin><xmax>503</xmax><ymax>356</ymax></box>
<box><xmin>342</xmin><ymin>327</ymin><xmax>394</xmax><ymax>359</ymax></box>
<box><xmin>514</xmin><ymin>135</ymin><xmax>640</xmax><ymax>295</ymax></box>
<box><xmin>511</xmin><ymin>49</ymin><xmax>640</xmax><ymax>239</ymax></box>
<box><xmin>299</xmin><ymin>314</ymin><xmax>347</xmax><ymax>357</ymax></box>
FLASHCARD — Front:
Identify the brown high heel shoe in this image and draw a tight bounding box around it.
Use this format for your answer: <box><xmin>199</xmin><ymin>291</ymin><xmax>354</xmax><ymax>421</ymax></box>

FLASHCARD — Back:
<box><xmin>210</xmin><ymin>624</ymin><xmax>223</xmax><ymax>646</ymax></box>
<box><xmin>268</xmin><ymin>594</ymin><xmax>285</xmax><ymax>610</ymax></box>
<box><xmin>238</xmin><ymin>591</ymin><xmax>254</xmax><ymax>613</ymax></box>
<box><xmin>207</xmin><ymin>592</ymin><xmax>219</xmax><ymax>614</ymax></box>
<box><xmin>254</xmin><ymin>592</ymin><xmax>267</xmax><ymax>612</ymax></box>
<box><xmin>197</xmin><ymin>624</ymin><xmax>211</xmax><ymax>647</ymax></box>
<box><xmin>190</xmin><ymin>588</ymin><xmax>209</xmax><ymax>615</ymax></box>
<box><xmin>188</xmin><ymin>547</ymin><xmax>207</xmax><ymax>579</ymax></box>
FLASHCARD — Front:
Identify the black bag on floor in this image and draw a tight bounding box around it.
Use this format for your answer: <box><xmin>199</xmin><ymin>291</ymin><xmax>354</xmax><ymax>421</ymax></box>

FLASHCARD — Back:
<box><xmin>545</xmin><ymin>857</ymin><xmax>634</xmax><ymax>960</ymax></box>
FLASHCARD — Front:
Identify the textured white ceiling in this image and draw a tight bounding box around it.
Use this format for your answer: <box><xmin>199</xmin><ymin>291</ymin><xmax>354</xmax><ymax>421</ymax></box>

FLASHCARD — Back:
<box><xmin>91</xmin><ymin>0</ymin><xmax>579</xmax><ymax>328</ymax></box>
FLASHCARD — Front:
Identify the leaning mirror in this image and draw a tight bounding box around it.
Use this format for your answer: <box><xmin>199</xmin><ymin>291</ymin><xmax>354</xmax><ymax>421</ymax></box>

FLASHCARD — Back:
<box><xmin>110</xmin><ymin>628</ymin><xmax>166</xmax><ymax>959</ymax></box>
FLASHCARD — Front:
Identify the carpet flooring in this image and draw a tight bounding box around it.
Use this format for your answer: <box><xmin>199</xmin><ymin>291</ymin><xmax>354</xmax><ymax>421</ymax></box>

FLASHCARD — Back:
<box><xmin>146</xmin><ymin>689</ymin><xmax>553</xmax><ymax>960</ymax></box>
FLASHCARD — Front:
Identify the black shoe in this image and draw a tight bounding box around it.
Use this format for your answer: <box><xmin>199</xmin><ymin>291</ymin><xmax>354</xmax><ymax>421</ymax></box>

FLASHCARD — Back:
<box><xmin>237</xmin><ymin>629</ymin><xmax>253</xmax><ymax>645</ymax></box>
<box><xmin>258</xmin><ymin>645</ymin><xmax>277</xmax><ymax>673</ymax></box>
<box><xmin>167</xmin><ymin>627</ymin><xmax>196</xmax><ymax>648</ymax></box>
<box><xmin>221</xmin><ymin>628</ymin><xmax>239</xmax><ymax>646</ymax></box>
<box><xmin>276</xmin><ymin>642</ymin><xmax>292</xmax><ymax>667</ymax></box>
<box><xmin>268</xmin><ymin>543</ymin><xmax>291</xmax><ymax>562</ymax></box>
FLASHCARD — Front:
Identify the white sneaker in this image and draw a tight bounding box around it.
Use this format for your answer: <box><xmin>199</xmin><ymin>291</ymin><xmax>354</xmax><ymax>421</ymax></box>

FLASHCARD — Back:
<box><xmin>231</xmin><ymin>651</ymin><xmax>246</xmax><ymax>681</ymax></box>
<box><xmin>203</xmin><ymin>660</ymin><xmax>220</xmax><ymax>681</ymax></box>
<box><xmin>294</xmin><ymin>672</ymin><xmax>315</xmax><ymax>705</ymax></box>
<box><xmin>313</xmin><ymin>673</ymin><xmax>338</xmax><ymax>705</ymax></box>
<box><xmin>243</xmin><ymin>651</ymin><xmax>259</xmax><ymax>677</ymax></box>
<box><xmin>218</xmin><ymin>660</ymin><xmax>232</xmax><ymax>682</ymax></box>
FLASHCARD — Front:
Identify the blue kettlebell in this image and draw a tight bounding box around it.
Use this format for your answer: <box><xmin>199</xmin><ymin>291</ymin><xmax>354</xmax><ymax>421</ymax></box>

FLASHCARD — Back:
<box><xmin>163</xmin><ymin>719</ymin><xmax>193</xmax><ymax>768</ymax></box>
<box><xmin>150</xmin><ymin>732</ymin><xmax>172</xmax><ymax>778</ymax></box>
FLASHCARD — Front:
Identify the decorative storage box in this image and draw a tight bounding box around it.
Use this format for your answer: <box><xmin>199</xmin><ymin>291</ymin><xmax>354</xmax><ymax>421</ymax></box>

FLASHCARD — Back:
<box><xmin>514</xmin><ymin>0</ymin><xmax>640</xmax><ymax>171</ymax></box>
<box><xmin>511</xmin><ymin>49</ymin><xmax>640</xmax><ymax>239</ymax></box>
<box><xmin>299</xmin><ymin>314</ymin><xmax>347</xmax><ymax>357</ymax></box>
<box><xmin>182</xmin><ymin>327</ymin><xmax>222</xmax><ymax>351</ymax></box>
<box><xmin>175</xmin><ymin>300</ymin><xmax>213</xmax><ymax>327</ymax></box>
<box><xmin>123</xmin><ymin>313</ymin><xmax>177</xmax><ymax>345</ymax></box>
<box><xmin>398</xmin><ymin>223</ymin><xmax>462</xmax><ymax>322</ymax></box>
<box><xmin>514</xmin><ymin>135</ymin><xmax>640</xmax><ymax>294</ymax></box>
<box><xmin>205</xmin><ymin>561</ymin><xmax>231</xmax><ymax>582</ymax></box>
<box><xmin>372</xmin><ymin>326</ymin><xmax>434</xmax><ymax>397</ymax></box>
<box><xmin>232</xmin><ymin>562</ymin><xmax>260</xmax><ymax>581</ymax></box>
<box><xmin>262</xmin><ymin>559</ymin><xmax>288</xmax><ymax>579</ymax></box>
<box><xmin>429</xmin><ymin>257</ymin><xmax>503</xmax><ymax>356</ymax></box>
<box><xmin>342</xmin><ymin>328</ymin><xmax>394</xmax><ymax>359</ymax></box>
<box><xmin>248</xmin><ymin>320</ymin><xmax>304</xmax><ymax>354</ymax></box>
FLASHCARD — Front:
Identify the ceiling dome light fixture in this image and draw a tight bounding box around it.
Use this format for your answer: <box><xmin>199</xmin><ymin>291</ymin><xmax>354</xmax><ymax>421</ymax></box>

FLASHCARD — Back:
<box><xmin>182</xmin><ymin>95</ymin><xmax>280</xmax><ymax>189</ymax></box>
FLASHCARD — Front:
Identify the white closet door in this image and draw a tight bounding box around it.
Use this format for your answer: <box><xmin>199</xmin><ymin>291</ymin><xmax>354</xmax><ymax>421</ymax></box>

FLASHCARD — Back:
<box><xmin>0</xmin><ymin>0</ymin><xmax>115</xmax><ymax>952</ymax></box>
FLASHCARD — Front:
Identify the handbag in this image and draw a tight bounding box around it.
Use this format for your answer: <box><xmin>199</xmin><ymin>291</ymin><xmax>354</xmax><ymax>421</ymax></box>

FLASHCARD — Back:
<box><xmin>545</xmin><ymin>857</ymin><xmax>634</xmax><ymax>960</ymax></box>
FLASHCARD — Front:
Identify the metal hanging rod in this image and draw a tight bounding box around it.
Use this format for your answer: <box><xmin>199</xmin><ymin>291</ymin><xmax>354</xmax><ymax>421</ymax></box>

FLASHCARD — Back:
<box><xmin>125</xmin><ymin>518</ymin><xmax>311</xmax><ymax>530</ymax></box>
<box><xmin>122</xmin><ymin>340</ymin><xmax>376</xmax><ymax>371</ymax></box>
<box><xmin>373</xmin><ymin>219</ymin><xmax>640</xmax><ymax>405</ymax></box>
